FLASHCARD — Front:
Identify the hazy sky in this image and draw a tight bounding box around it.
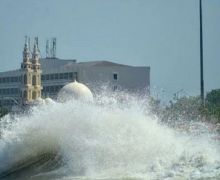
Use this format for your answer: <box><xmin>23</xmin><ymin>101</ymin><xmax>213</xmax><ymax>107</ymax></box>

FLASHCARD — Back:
<box><xmin>0</xmin><ymin>0</ymin><xmax>219</xmax><ymax>100</ymax></box>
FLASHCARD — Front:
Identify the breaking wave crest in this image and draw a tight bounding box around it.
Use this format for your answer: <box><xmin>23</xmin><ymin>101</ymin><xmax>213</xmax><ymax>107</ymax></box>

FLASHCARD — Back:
<box><xmin>0</xmin><ymin>93</ymin><xmax>219</xmax><ymax>179</ymax></box>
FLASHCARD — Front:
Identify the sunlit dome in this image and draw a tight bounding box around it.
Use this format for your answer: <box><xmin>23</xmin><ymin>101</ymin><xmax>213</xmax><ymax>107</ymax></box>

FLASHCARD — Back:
<box><xmin>57</xmin><ymin>81</ymin><xmax>93</xmax><ymax>102</ymax></box>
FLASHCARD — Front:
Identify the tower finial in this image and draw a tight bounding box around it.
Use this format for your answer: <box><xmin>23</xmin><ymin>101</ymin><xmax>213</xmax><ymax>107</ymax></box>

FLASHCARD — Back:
<box><xmin>28</xmin><ymin>37</ymin><xmax>31</xmax><ymax>51</ymax></box>
<box><xmin>35</xmin><ymin>37</ymin><xmax>39</xmax><ymax>48</ymax></box>
<box><xmin>23</xmin><ymin>36</ymin><xmax>30</xmax><ymax>62</ymax></box>
<box><xmin>33</xmin><ymin>37</ymin><xmax>40</xmax><ymax>58</ymax></box>
<box><xmin>25</xmin><ymin>35</ymin><xmax>28</xmax><ymax>44</ymax></box>
<box><xmin>24</xmin><ymin>35</ymin><xmax>28</xmax><ymax>49</ymax></box>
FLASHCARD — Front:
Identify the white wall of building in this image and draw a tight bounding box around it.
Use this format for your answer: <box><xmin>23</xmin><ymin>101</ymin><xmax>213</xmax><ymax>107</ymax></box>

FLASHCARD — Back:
<box><xmin>79</xmin><ymin>65</ymin><xmax>150</xmax><ymax>95</ymax></box>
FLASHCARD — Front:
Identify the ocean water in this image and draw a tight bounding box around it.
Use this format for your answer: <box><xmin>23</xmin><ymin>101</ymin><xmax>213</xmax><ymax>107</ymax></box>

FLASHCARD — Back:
<box><xmin>0</xmin><ymin>93</ymin><xmax>219</xmax><ymax>180</ymax></box>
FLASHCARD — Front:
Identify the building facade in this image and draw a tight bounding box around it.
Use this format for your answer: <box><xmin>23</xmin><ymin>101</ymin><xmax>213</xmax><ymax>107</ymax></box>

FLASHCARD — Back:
<box><xmin>0</xmin><ymin>39</ymin><xmax>150</xmax><ymax>110</ymax></box>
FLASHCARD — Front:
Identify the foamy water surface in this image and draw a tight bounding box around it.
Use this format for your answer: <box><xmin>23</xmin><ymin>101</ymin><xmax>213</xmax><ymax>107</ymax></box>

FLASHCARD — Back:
<box><xmin>0</xmin><ymin>93</ymin><xmax>219</xmax><ymax>180</ymax></box>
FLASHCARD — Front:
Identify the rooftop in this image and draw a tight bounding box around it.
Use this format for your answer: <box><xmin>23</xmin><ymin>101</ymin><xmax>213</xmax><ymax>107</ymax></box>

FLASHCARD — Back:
<box><xmin>0</xmin><ymin>58</ymin><xmax>149</xmax><ymax>76</ymax></box>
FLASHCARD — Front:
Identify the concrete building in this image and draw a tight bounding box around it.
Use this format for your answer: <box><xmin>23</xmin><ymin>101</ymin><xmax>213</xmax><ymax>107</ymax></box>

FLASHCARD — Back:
<box><xmin>0</xmin><ymin>39</ymin><xmax>150</xmax><ymax>110</ymax></box>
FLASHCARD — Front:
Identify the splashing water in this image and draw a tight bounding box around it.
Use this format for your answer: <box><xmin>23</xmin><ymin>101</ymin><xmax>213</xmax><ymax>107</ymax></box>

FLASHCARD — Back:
<box><xmin>0</xmin><ymin>93</ymin><xmax>219</xmax><ymax>180</ymax></box>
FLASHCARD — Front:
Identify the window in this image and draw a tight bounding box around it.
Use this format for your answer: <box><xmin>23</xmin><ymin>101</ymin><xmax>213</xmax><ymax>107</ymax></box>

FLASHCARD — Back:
<box><xmin>50</xmin><ymin>74</ymin><xmax>55</xmax><ymax>80</ymax></box>
<box><xmin>41</xmin><ymin>75</ymin><xmax>45</xmax><ymax>81</ymax></box>
<box><xmin>11</xmin><ymin>88</ymin><xmax>19</xmax><ymax>94</ymax></box>
<box><xmin>32</xmin><ymin>75</ymin><xmax>36</xmax><ymax>85</ymax></box>
<box><xmin>32</xmin><ymin>91</ymin><xmax>36</xmax><ymax>99</ymax></box>
<box><xmin>50</xmin><ymin>86</ymin><xmax>55</xmax><ymax>93</ymax></box>
<box><xmin>55</xmin><ymin>74</ymin><xmax>58</xmax><ymax>80</ymax></box>
<box><xmin>24</xmin><ymin>74</ymin><xmax>27</xmax><ymax>84</ymax></box>
<box><xmin>23</xmin><ymin>90</ymin><xmax>27</xmax><ymax>99</ymax></box>
<box><xmin>113</xmin><ymin>85</ymin><xmax>117</xmax><ymax>91</ymax></box>
<box><xmin>64</xmin><ymin>73</ymin><xmax>68</xmax><ymax>79</ymax></box>
<box><xmin>69</xmin><ymin>72</ymin><xmax>73</xmax><ymax>79</ymax></box>
<box><xmin>113</xmin><ymin>73</ymin><xmax>118</xmax><ymax>80</ymax></box>
<box><xmin>28</xmin><ymin>74</ymin><xmax>32</xmax><ymax>84</ymax></box>
<box><xmin>74</xmin><ymin>72</ymin><xmax>78</xmax><ymax>81</ymax></box>
<box><xmin>10</xmin><ymin>76</ymin><xmax>17</xmax><ymax>82</ymax></box>
<box><xmin>54</xmin><ymin>86</ymin><xmax>59</xmax><ymax>92</ymax></box>
<box><xmin>45</xmin><ymin>86</ymin><xmax>49</xmax><ymax>92</ymax></box>
<box><xmin>60</xmin><ymin>73</ymin><xmax>64</xmax><ymax>79</ymax></box>
<box><xmin>12</xmin><ymin>76</ymin><xmax>18</xmax><ymax>82</ymax></box>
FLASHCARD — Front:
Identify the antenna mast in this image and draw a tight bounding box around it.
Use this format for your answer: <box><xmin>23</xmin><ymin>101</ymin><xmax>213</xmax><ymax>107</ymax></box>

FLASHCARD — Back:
<box><xmin>52</xmin><ymin>38</ymin><xmax>56</xmax><ymax>58</ymax></box>
<box><xmin>46</xmin><ymin>39</ymin><xmax>49</xmax><ymax>58</ymax></box>
<box><xmin>45</xmin><ymin>37</ymin><xmax>57</xmax><ymax>58</ymax></box>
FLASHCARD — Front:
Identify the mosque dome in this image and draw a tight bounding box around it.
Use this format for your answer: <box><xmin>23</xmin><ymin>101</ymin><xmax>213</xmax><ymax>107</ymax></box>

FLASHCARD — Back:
<box><xmin>57</xmin><ymin>81</ymin><xmax>93</xmax><ymax>102</ymax></box>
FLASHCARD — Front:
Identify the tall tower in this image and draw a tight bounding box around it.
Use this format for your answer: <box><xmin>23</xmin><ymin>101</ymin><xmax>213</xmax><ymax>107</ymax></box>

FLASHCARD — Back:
<box><xmin>32</xmin><ymin>37</ymin><xmax>42</xmax><ymax>100</ymax></box>
<box><xmin>20</xmin><ymin>36</ymin><xmax>33</xmax><ymax>104</ymax></box>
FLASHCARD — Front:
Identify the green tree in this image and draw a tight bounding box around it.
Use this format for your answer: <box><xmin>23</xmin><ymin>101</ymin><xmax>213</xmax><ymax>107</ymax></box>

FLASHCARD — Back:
<box><xmin>162</xmin><ymin>96</ymin><xmax>202</xmax><ymax>123</ymax></box>
<box><xmin>205</xmin><ymin>89</ymin><xmax>220</xmax><ymax>123</ymax></box>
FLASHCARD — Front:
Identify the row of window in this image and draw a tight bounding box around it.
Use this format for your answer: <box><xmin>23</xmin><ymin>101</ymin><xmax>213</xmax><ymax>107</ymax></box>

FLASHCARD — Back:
<box><xmin>0</xmin><ymin>99</ymin><xmax>17</xmax><ymax>106</ymax></box>
<box><xmin>0</xmin><ymin>88</ymin><xmax>20</xmax><ymax>95</ymax></box>
<box><xmin>42</xmin><ymin>85</ymin><xmax>64</xmax><ymax>93</ymax></box>
<box><xmin>0</xmin><ymin>72</ymin><xmax>78</xmax><ymax>84</ymax></box>
<box><xmin>0</xmin><ymin>85</ymin><xmax>64</xmax><ymax>95</ymax></box>
<box><xmin>41</xmin><ymin>72</ymin><xmax>78</xmax><ymax>81</ymax></box>
<box><xmin>0</xmin><ymin>76</ymin><xmax>21</xmax><ymax>84</ymax></box>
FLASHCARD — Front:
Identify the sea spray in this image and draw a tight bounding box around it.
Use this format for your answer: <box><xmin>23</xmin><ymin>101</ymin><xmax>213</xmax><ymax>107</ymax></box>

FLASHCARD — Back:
<box><xmin>0</xmin><ymin>93</ymin><xmax>219</xmax><ymax>179</ymax></box>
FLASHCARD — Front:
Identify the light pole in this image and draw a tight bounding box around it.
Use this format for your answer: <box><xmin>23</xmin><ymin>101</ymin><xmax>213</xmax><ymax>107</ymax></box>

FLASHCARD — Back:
<box><xmin>200</xmin><ymin>0</ymin><xmax>205</xmax><ymax>106</ymax></box>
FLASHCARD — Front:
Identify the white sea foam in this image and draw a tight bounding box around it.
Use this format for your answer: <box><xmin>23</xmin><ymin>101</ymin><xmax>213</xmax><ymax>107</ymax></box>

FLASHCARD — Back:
<box><xmin>0</xmin><ymin>93</ymin><xmax>219</xmax><ymax>179</ymax></box>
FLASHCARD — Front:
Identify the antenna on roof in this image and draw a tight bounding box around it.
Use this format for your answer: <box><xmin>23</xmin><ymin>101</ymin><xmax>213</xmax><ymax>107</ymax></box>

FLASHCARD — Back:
<box><xmin>45</xmin><ymin>37</ymin><xmax>57</xmax><ymax>58</ymax></box>
<box><xmin>52</xmin><ymin>38</ymin><xmax>56</xmax><ymax>58</ymax></box>
<box><xmin>46</xmin><ymin>39</ymin><xmax>49</xmax><ymax>58</ymax></box>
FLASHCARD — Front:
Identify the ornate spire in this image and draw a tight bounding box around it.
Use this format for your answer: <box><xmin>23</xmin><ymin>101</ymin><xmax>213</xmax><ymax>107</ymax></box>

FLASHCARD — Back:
<box><xmin>32</xmin><ymin>37</ymin><xmax>40</xmax><ymax>62</ymax></box>
<box><xmin>23</xmin><ymin>36</ymin><xmax>30</xmax><ymax>63</ymax></box>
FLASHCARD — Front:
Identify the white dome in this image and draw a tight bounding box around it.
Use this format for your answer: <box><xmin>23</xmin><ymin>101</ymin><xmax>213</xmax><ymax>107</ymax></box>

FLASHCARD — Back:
<box><xmin>57</xmin><ymin>81</ymin><xmax>93</xmax><ymax>102</ymax></box>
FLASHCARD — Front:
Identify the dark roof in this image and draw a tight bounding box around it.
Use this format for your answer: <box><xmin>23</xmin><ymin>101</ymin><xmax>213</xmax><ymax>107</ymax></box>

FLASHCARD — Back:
<box><xmin>40</xmin><ymin>59</ymin><xmax>131</xmax><ymax>69</ymax></box>
<box><xmin>40</xmin><ymin>58</ymin><xmax>76</xmax><ymax>70</ymax></box>
<box><xmin>0</xmin><ymin>69</ymin><xmax>20</xmax><ymax>76</ymax></box>
<box><xmin>78</xmin><ymin>60</ymin><xmax>130</xmax><ymax>67</ymax></box>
